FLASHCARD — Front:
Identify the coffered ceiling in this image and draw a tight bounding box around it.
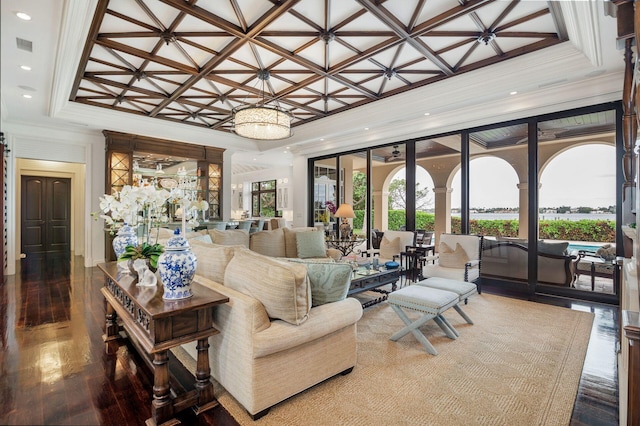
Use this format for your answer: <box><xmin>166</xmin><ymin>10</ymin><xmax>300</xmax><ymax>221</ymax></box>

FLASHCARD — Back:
<box><xmin>70</xmin><ymin>0</ymin><xmax>568</xmax><ymax>135</ymax></box>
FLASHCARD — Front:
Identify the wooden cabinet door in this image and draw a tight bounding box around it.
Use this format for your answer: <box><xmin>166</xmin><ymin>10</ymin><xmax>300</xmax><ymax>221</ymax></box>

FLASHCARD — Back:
<box><xmin>21</xmin><ymin>176</ymin><xmax>71</xmax><ymax>255</ymax></box>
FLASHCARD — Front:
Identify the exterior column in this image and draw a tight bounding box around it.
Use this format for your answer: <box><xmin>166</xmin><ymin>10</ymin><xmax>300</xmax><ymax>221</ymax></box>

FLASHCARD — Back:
<box><xmin>433</xmin><ymin>187</ymin><xmax>452</xmax><ymax>247</ymax></box>
<box><xmin>517</xmin><ymin>182</ymin><xmax>529</xmax><ymax>239</ymax></box>
<box><xmin>372</xmin><ymin>190</ymin><xmax>386</xmax><ymax>231</ymax></box>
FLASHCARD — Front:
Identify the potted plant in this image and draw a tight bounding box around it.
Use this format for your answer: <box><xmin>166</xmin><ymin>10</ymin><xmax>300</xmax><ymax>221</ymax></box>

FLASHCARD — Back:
<box><xmin>118</xmin><ymin>242</ymin><xmax>164</xmax><ymax>271</ymax></box>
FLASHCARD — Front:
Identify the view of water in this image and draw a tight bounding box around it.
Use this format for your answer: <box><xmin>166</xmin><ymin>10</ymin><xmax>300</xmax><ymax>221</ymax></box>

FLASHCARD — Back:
<box><xmin>458</xmin><ymin>213</ymin><xmax>616</xmax><ymax>221</ymax></box>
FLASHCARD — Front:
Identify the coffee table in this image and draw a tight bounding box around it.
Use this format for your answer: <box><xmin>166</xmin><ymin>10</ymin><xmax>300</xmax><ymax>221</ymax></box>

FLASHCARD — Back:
<box><xmin>348</xmin><ymin>267</ymin><xmax>401</xmax><ymax>308</ymax></box>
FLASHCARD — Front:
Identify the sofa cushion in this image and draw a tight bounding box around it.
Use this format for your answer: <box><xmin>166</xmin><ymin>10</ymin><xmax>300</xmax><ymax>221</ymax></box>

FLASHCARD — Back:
<box><xmin>438</xmin><ymin>242</ymin><xmax>470</xmax><ymax>268</ymax></box>
<box><xmin>189</xmin><ymin>233</ymin><xmax>213</xmax><ymax>244</ymax></box>
<box><xmin>296</xmin><ymin>230</ymin><xmax>327</xmax><ymax>259</ymax></box>
<box><xmin>208</xmin><ymin>229</ymin><xmax>249</xmax><ymax>247</ymax></box>
<box><xmin>225</xmin><ymin>247</ymin><xmax>311</xmax><ymax>325</ymax></box>
<box><xmin>250</xmin><ymin>228</ymin><xmax>286</xmax><ymax>257</ymax></box>
<box><xmin>283</xmin><ymin>227</ymin><xmax>318</xmax><ymax>258</ymax></box>
<box><xmin>189</xmin><ymin>243</ymin><xmax>236</xmax><ymax>284</ymax></box>
<box><xmin>288</xmin><ymin>259</ymin><xmax>352</xmax><ymax>306</ymax></box>
<box><xmin>538</xmin><ymin>241</ymin><xmax>569</xmax><ymax>256</ymax></box>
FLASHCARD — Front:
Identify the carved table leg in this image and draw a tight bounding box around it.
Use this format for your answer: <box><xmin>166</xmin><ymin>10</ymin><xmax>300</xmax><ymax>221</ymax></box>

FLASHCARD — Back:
<box><xmin>146</xmin><ymin>351</ymin><xmax>175</xmax><ymax>426</ymax></box>
<box><xmin>102</xmin><ymin>301</ymin><xmax>119</xmax><ymax>347</ymax></box>
<box><xmin>193</xmin><ymin>338</ymin><xmax>218</xmax><ymax>414</ymax></box>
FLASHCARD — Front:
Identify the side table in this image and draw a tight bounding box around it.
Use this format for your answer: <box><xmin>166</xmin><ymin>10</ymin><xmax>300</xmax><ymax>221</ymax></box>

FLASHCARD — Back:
<box><xmin>98</xmin><ymin>262</ymin><xmax>229</xmax><ymax>426</ymax></box>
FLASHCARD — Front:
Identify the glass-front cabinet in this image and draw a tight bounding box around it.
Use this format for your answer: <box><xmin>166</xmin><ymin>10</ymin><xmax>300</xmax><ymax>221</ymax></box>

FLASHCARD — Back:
<box><xmin>103</xmin><ymin>131</ymin><xmax>224</xmax><ymax>259</ymax></box>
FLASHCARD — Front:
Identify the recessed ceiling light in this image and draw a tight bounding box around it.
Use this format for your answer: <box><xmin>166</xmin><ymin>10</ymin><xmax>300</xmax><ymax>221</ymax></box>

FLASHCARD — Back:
<box><xmin>364</xmin><ymin>127</ymin><xmax>369</xmax><ymax>130</ymax></box>
<box><xmin>16</xmin><ymin>12</ymin><xmax>31</xmax><ymax>21</ymax></box>
<box><xmin>424</xmin><ymin>112</ymin><xmax>430</xmax><ymax>116</ymax></box>
<box><xmin>320</xmin><ymin>138</ymin><xmax>324</xmax><ymax>141</ymax></box>
<box><xmin>22</xmin><ymin>94</ymin><xmax>32</xmax><ymax>99</ymax></box>
<box><xmin>20</xmin><ymin>65</ymin><xmax>31</xmax><ymax>71</ymax></box>
<box><xmin>510</xmin><ymin>91</ymin><xmax>518</xmax><ymax>95</ymax></box>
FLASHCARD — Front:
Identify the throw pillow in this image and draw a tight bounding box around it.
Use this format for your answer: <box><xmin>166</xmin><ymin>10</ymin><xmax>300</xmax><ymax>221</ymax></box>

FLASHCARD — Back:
<box><xmin>288</xmin><ymin>260</ymin><xmax>351</xmax><ymax>306</ymax></box>
<box><xmin>438</xmin><ymin>242</ymin><xmax>470</xmax><ymax>268</ymax></box>
<box><xmin>537</xmin><ymin>241</ymin><xmax>569</xmax><ymax>256</ymax></box>
<box><xmin>189</xmin><ymin>243</ymin><xmax>236</xmax><ymax>284</ymax></box>
<box><xmin>379</xmin><ymin>236</ymin><xmax>401</xmax><ymax>260</ymax></box>
<box><xmin>296</xmin><ymin>231</ymin><xmax>327</xmax><ymax>259</ymax></box>
<box><xmin>224</xmin><ymin>247</ymin><xmax>311</xmax><ymax>325</ymax></box>
<box><xmin>249</xmin><ymin>228</ymin><xmax>286</xmax><ymax>257</ymax></box>
<box><xmin>282</xmin><ymin>227</ymin><xmax>317</xmax><ymax>258</ymax></box>
<box><xmin>208</xmin><ymin>229</ymin><xmax>250</xmax><ymax>247</ymax></box>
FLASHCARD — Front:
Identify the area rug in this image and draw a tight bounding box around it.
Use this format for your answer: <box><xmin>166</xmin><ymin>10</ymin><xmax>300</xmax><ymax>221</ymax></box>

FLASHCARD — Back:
<box><xmin>173</xmin><ymin>293</ymin><xmax>593</xmax><ymax>425</ymax></box>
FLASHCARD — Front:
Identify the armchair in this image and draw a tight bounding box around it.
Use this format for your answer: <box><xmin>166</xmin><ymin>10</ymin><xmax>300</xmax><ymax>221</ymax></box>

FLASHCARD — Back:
<box><xmin>423</xmin><ymin>234</ymin><xmax>484</xmax><ymax>290</ymax></box>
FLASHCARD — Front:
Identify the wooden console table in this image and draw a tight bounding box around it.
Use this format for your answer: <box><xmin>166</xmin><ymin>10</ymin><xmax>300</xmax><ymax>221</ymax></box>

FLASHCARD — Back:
<box><xmin>98</xmin><ymin>263</ymin><xmax>229</xmax><ymax>426</ymax></box>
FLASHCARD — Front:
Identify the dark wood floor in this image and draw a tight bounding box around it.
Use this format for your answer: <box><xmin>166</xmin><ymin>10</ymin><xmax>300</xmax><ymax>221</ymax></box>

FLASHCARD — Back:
<box><xmin>0</xmin><ymin>254</ymin><xmax>619</xmax><ymax>425</ymax></box>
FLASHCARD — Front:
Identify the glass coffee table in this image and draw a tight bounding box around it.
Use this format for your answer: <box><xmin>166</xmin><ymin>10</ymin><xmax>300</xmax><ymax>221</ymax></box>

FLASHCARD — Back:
<box><xmin>348</xmin><ymin>266</ymin><xmax>401</xmax><ymax>308</ymax></box>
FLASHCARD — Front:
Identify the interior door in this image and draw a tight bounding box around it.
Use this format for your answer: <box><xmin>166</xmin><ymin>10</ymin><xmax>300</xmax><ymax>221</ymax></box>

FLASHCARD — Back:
<box><xmin>21</xmin><ymin>176</ymin><xmax>71</xmax><ymax>256</ymax></box>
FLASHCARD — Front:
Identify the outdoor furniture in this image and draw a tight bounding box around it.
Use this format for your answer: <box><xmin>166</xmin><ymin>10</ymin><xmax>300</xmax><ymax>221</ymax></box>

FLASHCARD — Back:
<box><xmin>387</xmin><ymin>285</ymin><xmax>459</xmax><ymax>355</ymax></box>
<box><xmin>574</xmin><ymin>250</ymin><xmax>617</xmax><ymax>290</ymax></box>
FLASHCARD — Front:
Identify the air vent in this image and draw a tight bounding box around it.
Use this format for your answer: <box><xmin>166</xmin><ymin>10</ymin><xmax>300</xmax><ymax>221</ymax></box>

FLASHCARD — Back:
<box><xmin>16</xmin><ymin>38</ymin><xmax>32</xmax><ymax>52</ymax></box>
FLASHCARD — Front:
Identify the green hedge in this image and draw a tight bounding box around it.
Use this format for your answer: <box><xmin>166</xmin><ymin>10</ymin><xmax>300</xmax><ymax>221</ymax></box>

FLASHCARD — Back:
<box><xmin>354</xmin><ymin>210</ymin><xmax>616</xmax><ymax>242</ymax></box>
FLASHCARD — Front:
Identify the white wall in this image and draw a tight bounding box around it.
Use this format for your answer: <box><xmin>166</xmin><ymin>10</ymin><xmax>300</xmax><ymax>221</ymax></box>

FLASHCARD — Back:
<box><xmin>231</xmin><ymin>166</ymin><xmax>295</xmax><ymax>223</ymax></box>
<box><xmin>2</xmin><ymin>122</ymin><xmax>104</xmax><ymax>274</ymax></box>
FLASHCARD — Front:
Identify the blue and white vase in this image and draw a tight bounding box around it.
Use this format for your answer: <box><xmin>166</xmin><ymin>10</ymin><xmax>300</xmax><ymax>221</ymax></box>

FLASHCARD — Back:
<box><xmin>112</xmin><ymin>223</ymin><xmax>138</xmax><ymax>259</ymax></box>
<box><xmin>157</xmin><ymin>229</ymin><xmax>197</xmax><ymax>300</ymax></box>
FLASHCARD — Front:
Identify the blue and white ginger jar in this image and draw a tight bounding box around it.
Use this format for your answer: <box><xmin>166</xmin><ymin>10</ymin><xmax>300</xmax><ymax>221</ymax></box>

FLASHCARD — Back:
<box><xmin>157</xmin><ymin>229</ymin><xmax>197</xmax><ymax>300</ymax></box>
<box><xmin>112</xmin><ymin>223</ymin><xmax>138</xmax><ymax>259</ymax></box>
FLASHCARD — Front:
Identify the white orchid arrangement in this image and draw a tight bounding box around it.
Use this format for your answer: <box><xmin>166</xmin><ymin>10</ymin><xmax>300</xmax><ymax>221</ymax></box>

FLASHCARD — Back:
<box><xmin>96</xmin><ymin>185</ymin><xmax>172</xmax><ymax>235</ymax></box>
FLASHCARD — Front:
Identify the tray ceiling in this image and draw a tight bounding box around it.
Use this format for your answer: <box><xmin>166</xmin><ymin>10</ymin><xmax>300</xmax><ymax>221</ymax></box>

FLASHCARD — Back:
<box><xmin>70</xmin><ymin>0</ymin><xmax>568</xmax><ymax>136</ymax></box>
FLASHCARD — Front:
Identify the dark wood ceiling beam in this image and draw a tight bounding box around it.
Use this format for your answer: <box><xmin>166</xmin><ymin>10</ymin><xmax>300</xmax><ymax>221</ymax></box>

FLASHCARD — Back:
<box><xmin>84</xmin><ymin>76</ymin><xmax>168</xmax><ymax>98</ymax></box>
<box><xmin>150</xmin><ymin>0</ymin><xmax>302</xmax><ymax>116</ymax></box>
<box><xmin>494</xmin><ymin>9</ymin><xmax>549</xmax><ymax>32</ymax></box>
<box><xmin>408</xmin><ymin>0</ymin><xmax>427</xmax><ymax>29</ymax></box>
<box><xmin>70</xmin><ymin>0</ymin><xmax>110</xmax><ymax>100</ymax></box>
<box><xmin>95</xmin><ymin>38</ymin><xmax>198</xmax><ymax>73</ymax></box>
<box><xmin>411</xmin><ymin>0</ymin><xmax>493</xmax><ymax>36</ymax></box>
<box><xmin>105</xmin><ymin>8</ymin><xmax>158</xmax><ymax>32</ymax></box>
<box><xmin>230</xmin><ymin>0</ymin><xmax>248</xmax><ymax>32</ymax></box>
<box><xmin>252</xmin><ymin>36</ymin><xmax>379</xmax><ymax>99</ymax></box>
<box><xmin>355</xmin><ymin>0</ymin><xmax>454</xmax><ymax>76</ymax></box>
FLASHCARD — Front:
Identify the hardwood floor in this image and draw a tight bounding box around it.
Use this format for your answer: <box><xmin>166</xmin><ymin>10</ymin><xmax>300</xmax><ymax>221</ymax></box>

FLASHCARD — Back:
<box><xmin>0</xmin><ymin>254</ymin><xmax>619</xmax><ymax>425</ymax></box>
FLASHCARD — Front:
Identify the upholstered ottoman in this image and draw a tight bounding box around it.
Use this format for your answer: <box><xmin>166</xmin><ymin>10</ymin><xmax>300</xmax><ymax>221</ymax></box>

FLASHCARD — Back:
<box><xmin>387</xmin><ymin>285</ymin><xmax>459</xmax><ymax>355</ymax></box>
<box><xmin>416</xmin><ymin>277</ymin><xmax>477</xmax><ymax>324</ymax></box>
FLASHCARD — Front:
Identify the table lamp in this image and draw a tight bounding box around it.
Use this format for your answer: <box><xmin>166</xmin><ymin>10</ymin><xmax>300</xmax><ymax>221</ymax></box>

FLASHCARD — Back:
<box><xmin>334</xmin><ymin>203</ymin><xmax>356</xmax><ymax>240</ymax></box>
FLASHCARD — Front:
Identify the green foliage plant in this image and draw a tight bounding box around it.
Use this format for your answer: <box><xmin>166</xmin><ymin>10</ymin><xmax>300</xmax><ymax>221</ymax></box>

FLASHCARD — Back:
<box><xmin>118</xmin><ymin>243</ymin><xmax>164</xmax><ymax>270</ymax></box>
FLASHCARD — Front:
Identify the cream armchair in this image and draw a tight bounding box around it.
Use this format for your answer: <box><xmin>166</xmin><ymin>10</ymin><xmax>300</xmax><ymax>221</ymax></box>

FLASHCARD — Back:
<box><xmin>368</xmin><ymin>230</ymin><xmax>416</xmax><ymax>262</ymax></box>
<box><xmin>423</xmin><ymin>234</ymin><xmax>484</xmax><ymax>290</ymax></box>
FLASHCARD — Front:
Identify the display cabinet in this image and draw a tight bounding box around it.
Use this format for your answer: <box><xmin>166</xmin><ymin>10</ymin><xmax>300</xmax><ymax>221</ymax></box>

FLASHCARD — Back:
<box><xmin>103</xmin><ymin>131</ymin><xmax>224</xmax><ymax>261</ymax></box>
<box><xmin>103</xmin><ymin>131</ymin><xmax>224</xmax><ymax>219</ymax></box>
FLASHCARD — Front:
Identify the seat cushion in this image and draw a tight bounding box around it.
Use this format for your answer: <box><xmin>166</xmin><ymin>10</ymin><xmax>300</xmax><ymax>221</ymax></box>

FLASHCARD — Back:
<box><xmin>416</xmin><ymin>277</ymin><xmax>477</xmax><ymax>300</ymax></box>
<box><xmin>225</xmin><ymin>247</ymin><xmax>311</xmax><ymax>325</ymax></box>
<box><xmin>387</xmin><ymin>286</ymin><xmax>458</xmax><ymax>315</ymax></box>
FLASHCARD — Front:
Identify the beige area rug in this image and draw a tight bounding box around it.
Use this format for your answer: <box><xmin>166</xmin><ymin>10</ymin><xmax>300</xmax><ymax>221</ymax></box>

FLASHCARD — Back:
<box><xmin>173</xmin><ymin>293</ymin><xmax>593</xmax><ymax>425</ymax></box>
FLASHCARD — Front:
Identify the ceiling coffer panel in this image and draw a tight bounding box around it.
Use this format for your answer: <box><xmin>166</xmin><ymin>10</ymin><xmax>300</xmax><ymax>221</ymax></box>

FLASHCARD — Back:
<box><xmin>70</xmin><ymin>0</ymin><xmax>567</xmax><ymax>135</ymax></box>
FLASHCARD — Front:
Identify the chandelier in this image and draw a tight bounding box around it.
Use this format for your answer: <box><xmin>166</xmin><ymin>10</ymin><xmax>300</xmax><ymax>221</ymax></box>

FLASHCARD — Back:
<box><xmin>233</xmin><ymin>70</ymin><xmax>292</xmax><ymax>140</ymax></box>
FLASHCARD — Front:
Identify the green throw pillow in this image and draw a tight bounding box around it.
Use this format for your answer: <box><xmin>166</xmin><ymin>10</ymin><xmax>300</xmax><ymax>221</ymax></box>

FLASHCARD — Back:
<box><xmin>289</xmin><ymin>260</ymin><xmax>352</xmax><ymax>306</ymax></box>
<box><xmin>296</xmin><ymin>231</ymin><xmax>327</xmax><ymax>258</ymax></box>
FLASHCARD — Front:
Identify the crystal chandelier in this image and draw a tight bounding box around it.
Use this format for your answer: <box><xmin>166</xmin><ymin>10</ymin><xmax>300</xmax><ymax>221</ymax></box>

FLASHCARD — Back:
<box><xmin>233</xmin><ymin>70</ymin><xmax>292</xmax><ymax>140</ymax></box>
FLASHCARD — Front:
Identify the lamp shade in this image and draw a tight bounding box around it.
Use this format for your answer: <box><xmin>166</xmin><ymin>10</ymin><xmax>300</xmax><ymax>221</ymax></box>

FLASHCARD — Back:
<box><xmin>334</xmin><ymin>203</ymin><xmax>356</xmax><ymax>218</ymax></box>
